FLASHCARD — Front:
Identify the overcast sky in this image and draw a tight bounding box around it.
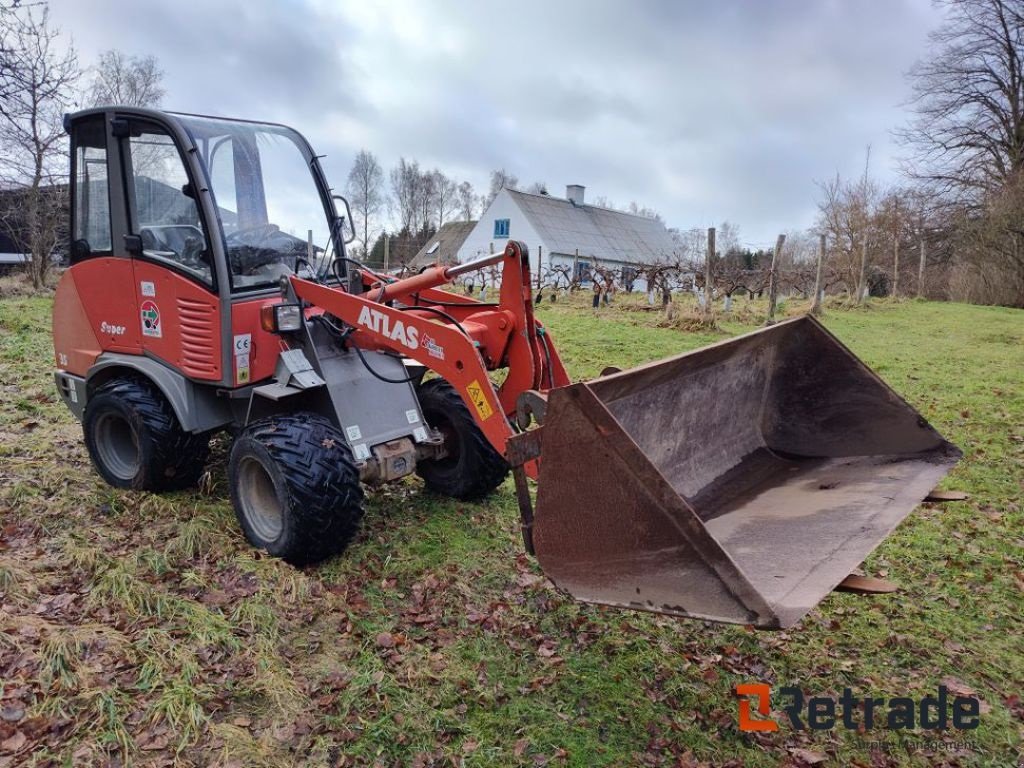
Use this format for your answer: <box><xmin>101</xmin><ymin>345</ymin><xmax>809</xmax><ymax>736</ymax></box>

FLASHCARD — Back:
<box><xmin>49</xmin><ymin>0</ymin><xmax>943</xmax><ymax>246</ymax></box>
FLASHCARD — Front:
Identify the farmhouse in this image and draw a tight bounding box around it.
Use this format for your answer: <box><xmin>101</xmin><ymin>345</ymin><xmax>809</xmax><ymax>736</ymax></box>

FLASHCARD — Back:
<box><xmin>457</xmin><ymin>185</ymin><xmax>678</xmax><ymax>287</ymax></box>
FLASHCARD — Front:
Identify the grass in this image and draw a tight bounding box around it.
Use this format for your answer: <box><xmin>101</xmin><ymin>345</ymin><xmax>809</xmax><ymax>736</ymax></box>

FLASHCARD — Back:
<box><xmin>0</xmin><ymin>291</ymin><xmax>1021</xmax><ymax>767</ymax></box>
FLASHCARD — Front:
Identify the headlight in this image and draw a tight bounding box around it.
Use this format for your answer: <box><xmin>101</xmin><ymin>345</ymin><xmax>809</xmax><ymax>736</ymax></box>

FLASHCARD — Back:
<box><xmin>260</xmin><ymin>303</ymin><xmax>303</xmax><ymax>333</ymax></box>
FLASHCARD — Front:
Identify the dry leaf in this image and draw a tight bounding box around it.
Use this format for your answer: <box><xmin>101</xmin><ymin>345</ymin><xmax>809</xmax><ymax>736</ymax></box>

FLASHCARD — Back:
<box><xmin>789</xmin><ymin>748</ymin><xmax>827</xmax><ymax>765</ymax></box>
<box><xmin>0</xmin><ymin>732</ymin><xmax>26</xmax><ymax>754</ymax></box>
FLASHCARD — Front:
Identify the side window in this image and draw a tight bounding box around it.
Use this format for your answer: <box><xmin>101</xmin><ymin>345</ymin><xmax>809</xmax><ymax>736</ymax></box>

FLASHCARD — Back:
<box><xmin>124</xmin><ymin>122</ymin><xmax>213</xmax><ymax>285</ymax></box>
<box><xmin>71</xmin><ymin>117</ymin><xmax>112</xmax><ymax>260</ymax></box>
<box><xmin>494</xmin><ymin>218</ymin><xmax>510</xmax><ymax>238</ymax></box>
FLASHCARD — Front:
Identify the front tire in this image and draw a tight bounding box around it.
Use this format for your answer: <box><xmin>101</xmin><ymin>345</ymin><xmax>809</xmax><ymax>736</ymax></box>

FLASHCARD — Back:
<box><xmin>415</xmin><ymin>379</ymin><xmax>509</xmax><ymax>500</ymax></box>
<box><xmin>83</xmin><ymin>377</ymin><xmax>210</xmax><ymax>491</ymax></box>
<box><xmin>228</xmin><ymin>414</ymin><xmax>364</xmax><ymax>565</ymax></box>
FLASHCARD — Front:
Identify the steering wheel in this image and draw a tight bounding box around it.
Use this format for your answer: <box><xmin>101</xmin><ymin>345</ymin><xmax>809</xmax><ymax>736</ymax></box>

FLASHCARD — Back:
<box><xmin>225</xmin><ymin>223</ymin><xmax>281</xmax><ymax>249</ymax></box>
<box><xmin>180</xmin><ymin>236</ymin><xmax>209</xmax><ymax>271</ymax></box>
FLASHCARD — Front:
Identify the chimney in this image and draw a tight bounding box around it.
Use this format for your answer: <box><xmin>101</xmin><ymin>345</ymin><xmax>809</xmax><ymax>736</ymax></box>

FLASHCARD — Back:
<box><xmin>566</xmin><ymin>184</ymin><xmax>585</xmax><ymax>206</ymax></box>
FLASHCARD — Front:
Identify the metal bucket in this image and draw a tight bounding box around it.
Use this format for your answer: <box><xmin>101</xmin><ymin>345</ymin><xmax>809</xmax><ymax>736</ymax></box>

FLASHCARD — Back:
<box><xmin>528</xmin><ymin>315</ymin><xmax>960</xmax><ymax>628</ymax></box>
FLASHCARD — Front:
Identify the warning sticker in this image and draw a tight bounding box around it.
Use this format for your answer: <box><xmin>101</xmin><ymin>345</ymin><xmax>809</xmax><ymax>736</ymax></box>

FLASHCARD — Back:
<box><xmin>140</xmin><ymin>300</ymin><xmax>162</xmax><ymax>338</ymax></box>
<box><xmin>465</xmin><ymin>379</ymin><xmax>494</xmax><ymax>421</ymax></box>
<box><xmin>233</xmin><ymin>334</ymin><xmax>251</xmax><ymax>384</ymax></box>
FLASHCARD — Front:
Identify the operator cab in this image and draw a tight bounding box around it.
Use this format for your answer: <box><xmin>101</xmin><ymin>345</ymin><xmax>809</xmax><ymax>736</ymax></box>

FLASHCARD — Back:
<box><xmin>67</xmin><ymin>107</ymin><xmax>351</xmax><ymax>294</ymax></box>
<box><xmin>62</xmin><ymin>107</ymin><xmax>355</xmax><ymax>391</ymax></box>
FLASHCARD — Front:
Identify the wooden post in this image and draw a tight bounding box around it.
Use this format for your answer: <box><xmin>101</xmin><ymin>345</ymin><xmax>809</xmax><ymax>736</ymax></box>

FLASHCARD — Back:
<box><xmin>811</xmin><ymin>233</ymin><xmax>825</xmax><ymax>316</ymax></box>
<box><xmin>892</xmin><ymin>199</ymin><xmax>900</xmax><ymax>297</ymax></box>
<box><xmin>383</xmin><ymin>235</ymin><xmax>390</xmax><ymax>272</ymax></box>
<box><xmin>704</xmin><ymin>227</ymin><xmax>715</xmax><ymax>317</ymax></box>
<box><xmin>918</xmin><ymin>238</ymin><xmax>926</xmax><ymax>298</ymax></box>
<box><xmin>537</xmin><ymin>245</ymin><xmax>543</xmax><ymax>289</ymax></box>
<box><xmin>573</xmin><ymin>248</ymin><xmax>579</xmax><ymax>288</ymax></box>
<box><xmin>766</xmin><ymin>234</ymin><xmax>785</xmax><ymax>325</ymax></box>
<box><xmin>307</xmin><ymin>229</ymin><xmax>314</xmax><ymax>263</ymax></box>
<box><xmin>857</xmin><ymin>236</ymin><xmax>868</xmax><ymax>304</ymax></box>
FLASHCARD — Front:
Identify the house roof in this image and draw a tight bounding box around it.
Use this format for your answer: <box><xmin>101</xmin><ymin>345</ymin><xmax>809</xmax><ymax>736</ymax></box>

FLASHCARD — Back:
<box><xmin>409</xmin><ymin>220</ymin><xmax>477</xmax><ymax>268</ymax></box>
<box><xmin>506</xmin><ymin>188</ymin><xmax>677</xmax><ymax>264</ymax></box>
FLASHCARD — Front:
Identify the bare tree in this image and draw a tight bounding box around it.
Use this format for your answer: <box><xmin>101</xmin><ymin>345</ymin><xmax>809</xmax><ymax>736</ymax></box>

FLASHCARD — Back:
<box><xmin>432</xmin><ymin>169</ymin><xmax>457</xmax><ymax>227</ymax></box>
<box><xmin>0</xmin><ymin>4</ymin><xmax>80</xmax><ymax>289</ymax></box>
<box><xmin>484</xmin><ymin>168</ymin><xmax>518</xmax><ymax>207</ymax></box>
<box><xmin>456</xmin><ymin>180</ymin><xmax>476</xmax><ymax>221</ymax></box>
<box><xmin>897</xmin><ymin>0</ymin><xmax>1024</xmax><ymax>306</ymax></box>
<box><xmin>87</xmin><ymin>49</ymin><xmax>164</xmax><ymax>107</ymax></box>
<box><xmin>716</xmin><ymin>220</ymin><xmax>741</xmax><ymax>257</ymax></box>
<box><xmin>416</xmin><ymin>168</ymin><xmax>436</xmax><ymax>232</ymax></box>
<box><xmin>389</xmin><ymin>157</ymin><xmax>420</xmax><ymax>233</ymax></box>
<box><xmin>345</xmin><ymin>149</ymin><xmax>384</xmax><ymax>257</ymax></box>
<box><xmin>627</xmin><ymin>200</ymin><xmax>662</xmax><ymax>221</ymax></box>
<box><xmin>899</xmin><ymin>0</ymin><xmax>1024</xmax><ymax>201</ymax></box>
<box><xmin>816</xmin><ymin>146</ymin><xmax>879</xmax><ymax>297</ymax></box>
<box><xmin>525</xmin><ymin>180</ymin><xmax>548</xmax><ymax>195</ymax></box>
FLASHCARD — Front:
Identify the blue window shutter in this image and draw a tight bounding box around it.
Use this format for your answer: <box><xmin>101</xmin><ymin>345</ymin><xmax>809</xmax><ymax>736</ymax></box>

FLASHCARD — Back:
<box><xmin>494</xmin><ymin>218</ymin><xmax>510</xmax><ymax>238</ymax></box>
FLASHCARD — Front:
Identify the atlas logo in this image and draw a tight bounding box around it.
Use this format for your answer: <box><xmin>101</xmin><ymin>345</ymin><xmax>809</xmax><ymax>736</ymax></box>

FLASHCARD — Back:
<box><xmin>357</xmin><ymin>306</ymin><xmax>419</xmax><ymax>350</ymax></box>
<box><xmin>737</xmin><ymin>683</ymin><xmax>981</xmax><ymax>733</ymax></box>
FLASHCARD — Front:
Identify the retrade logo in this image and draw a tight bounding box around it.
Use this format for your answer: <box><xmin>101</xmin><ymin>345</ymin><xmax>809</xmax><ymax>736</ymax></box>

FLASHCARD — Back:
<box><xmin>736</xmin><ymin>684</ymin><xmax>982</xmax><ymax>733</ymax></box>
<box><xmin>737</xmin><ymin>683</ymin><xmax>778</xmax><ymax>732</ymax></box>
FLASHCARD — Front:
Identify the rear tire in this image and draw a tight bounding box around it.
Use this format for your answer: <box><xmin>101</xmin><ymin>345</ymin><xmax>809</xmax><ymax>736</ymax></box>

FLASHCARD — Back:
<box><xmin>415</xmin><ymin>379</ymin><xmax>509</xmax><ymax>500</ymax></box>
<box><xmin>228</xmin><ymin>414</ymin><xmax>364</xmax><ymax>565</ymax></box>
<box><xmin>83</xmin><ymin>377</ymin><xmax>210</xmax><ymax>491</ymax></box>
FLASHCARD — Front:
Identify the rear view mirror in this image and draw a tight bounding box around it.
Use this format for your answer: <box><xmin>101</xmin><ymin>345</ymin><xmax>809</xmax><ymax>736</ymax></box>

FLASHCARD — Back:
<box><xmin>332</xmin><ymin>195</ymin><xmax>357</xmax><ymax>245</ymax></box>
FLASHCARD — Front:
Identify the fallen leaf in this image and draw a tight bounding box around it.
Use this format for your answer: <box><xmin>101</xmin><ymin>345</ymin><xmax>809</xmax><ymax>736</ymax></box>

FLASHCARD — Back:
<box><xmin>376</xmin><ymin>632</ymin><xmax>395</xmax><ymax>648</ymax></box>
<box><xmin>940</xmin><ymin>676</ymin><xmax>976</xmax><ymax>697</ymax></box>
<box><xmin>789</xmin><ymin>748</ymin><xmax>827</xmax><ymax>765</ymax></box>
<box><xmin>0</xmin><ymin>732</ymin><xmax>26</xmax><ymax>754</ymax></box>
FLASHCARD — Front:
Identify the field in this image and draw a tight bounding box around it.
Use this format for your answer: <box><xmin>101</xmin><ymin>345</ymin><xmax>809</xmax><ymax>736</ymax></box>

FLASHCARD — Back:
<box><xmin>0</xmin><ymin>293</ymin><xmax>1022</xmax><ymax>767</ymax></box>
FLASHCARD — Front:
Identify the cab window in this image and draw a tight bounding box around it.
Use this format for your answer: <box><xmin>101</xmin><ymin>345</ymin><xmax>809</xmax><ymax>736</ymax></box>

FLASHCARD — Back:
<box><xmin>70</xmin><ymin>117</ymin><xmax>112</xmax><ymax>260</ymax></box>
<box><xmin>123</xmin><ymin>121</ymin><xmax>213</xmax><ymax>286</ymax></box>
<box><xmin>182</xmin><ymin>115</ymin><xmax>333</xmax><ymax>292</ymax></box>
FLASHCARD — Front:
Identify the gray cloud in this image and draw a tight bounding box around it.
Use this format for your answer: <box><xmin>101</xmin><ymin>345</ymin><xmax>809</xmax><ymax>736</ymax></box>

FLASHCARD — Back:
<box><xmin>50</xmin><ymin>0</ymin><xmax>941</xmax><ymax>243</ymax></box>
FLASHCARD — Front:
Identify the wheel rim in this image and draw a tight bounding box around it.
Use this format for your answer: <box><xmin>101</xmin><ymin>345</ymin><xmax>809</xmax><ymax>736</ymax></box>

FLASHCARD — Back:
<box><xmin>94</xmin><ymin>412</ymin><xmax>141</xmax><ymax>480</ymax></box>
<box><xmin>236</xmin><ymin>455</ymin><xmax>284</xmax><ymax>541</ymax></box>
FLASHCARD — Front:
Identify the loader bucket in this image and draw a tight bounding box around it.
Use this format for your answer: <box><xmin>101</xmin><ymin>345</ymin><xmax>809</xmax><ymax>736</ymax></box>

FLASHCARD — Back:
<box><xmin>530</xmin><ymin>315</ymin><xmax>960</xmax><ymax>628</ymax></box>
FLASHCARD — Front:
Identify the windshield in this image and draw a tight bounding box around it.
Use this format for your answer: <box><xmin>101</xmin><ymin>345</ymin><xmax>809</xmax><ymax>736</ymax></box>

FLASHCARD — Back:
<box><xmin>177</xmin><ymin>114</ymin><xmax>335</xmax><ymax>291</ymax></box>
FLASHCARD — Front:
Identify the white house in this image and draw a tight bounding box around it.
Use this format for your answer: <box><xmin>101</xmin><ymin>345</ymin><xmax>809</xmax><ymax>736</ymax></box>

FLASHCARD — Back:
<box><xmin>457</xmin><ymin>185</ymin><xmax>678</xmax><ymax>289</ymax></box>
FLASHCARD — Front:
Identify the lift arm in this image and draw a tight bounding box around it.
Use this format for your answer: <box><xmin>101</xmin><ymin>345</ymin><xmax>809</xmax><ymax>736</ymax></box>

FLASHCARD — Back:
<box><xmin>289</xmin><ymin>241</ymin><xmax>570</xmax><ymax>458</ymax></box>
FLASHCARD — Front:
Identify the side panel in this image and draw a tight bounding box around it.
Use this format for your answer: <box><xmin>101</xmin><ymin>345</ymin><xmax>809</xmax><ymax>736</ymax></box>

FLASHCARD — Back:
<box><xmin>229</xmin><ymin>297</ymin><xmax>282</xmax><ymax>386</ymax></box>
<box><xmin>66</xmin><ymin>258</ymin><xmax>142</xmax><ymax>353</ymax></box>
<box><xmin>132</xmin><ymin>261</ymin><xmax>222</xmax><ymax>381</ymax></box>
<box><xmin>52</xmin><ymin>270</ymin><xmax>103</xmax><ymax>377</ymax></box>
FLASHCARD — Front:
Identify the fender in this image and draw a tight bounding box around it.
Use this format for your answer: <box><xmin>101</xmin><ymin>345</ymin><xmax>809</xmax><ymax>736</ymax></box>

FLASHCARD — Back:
<box><xmin>86</xmin><ymin>353</ymin><xmax>233</xmax><ymax>433</ymax></box>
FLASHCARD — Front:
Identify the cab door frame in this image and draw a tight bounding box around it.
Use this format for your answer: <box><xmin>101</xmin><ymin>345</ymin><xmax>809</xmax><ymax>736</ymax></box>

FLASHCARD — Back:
<box><xmin>110</xmin><ymin>108</ymin><xmax>235</xmax><ymax>389</ymax></box>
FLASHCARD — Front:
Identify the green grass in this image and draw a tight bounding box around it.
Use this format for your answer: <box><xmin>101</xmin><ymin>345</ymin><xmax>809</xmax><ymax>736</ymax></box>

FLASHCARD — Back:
<box><xmin>0</xmin><ymin>293</ymin><xmax>1021</xmax><ymax>767</ymax></box>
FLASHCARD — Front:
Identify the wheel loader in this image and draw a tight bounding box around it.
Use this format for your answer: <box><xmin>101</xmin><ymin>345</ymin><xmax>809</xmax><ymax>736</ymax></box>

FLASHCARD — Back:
<box><xmin>52</xmin><ymin>107</ymin><xmax>961</xmax><ymax>628</ymax></box>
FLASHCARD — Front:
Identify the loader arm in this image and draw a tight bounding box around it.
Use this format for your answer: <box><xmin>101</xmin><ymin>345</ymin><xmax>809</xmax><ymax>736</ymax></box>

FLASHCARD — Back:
<box><xmin>289</xmin><ymin>241</ymin><xmax>570</xmax><ymax>459</ymax></box>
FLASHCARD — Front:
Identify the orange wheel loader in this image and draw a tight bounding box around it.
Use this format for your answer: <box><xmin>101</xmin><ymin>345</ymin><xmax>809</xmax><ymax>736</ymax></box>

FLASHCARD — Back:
<box><xmin>52</xmin><ymin>108</ymin><xmax>961</xmax><ymax>628</ymax></box>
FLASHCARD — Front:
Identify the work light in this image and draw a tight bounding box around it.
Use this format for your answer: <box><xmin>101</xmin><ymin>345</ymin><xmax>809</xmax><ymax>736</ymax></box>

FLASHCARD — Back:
<box><xmin>261</xmin><ymin>303</ymin><xmax>303</xmax><ymax>333</ymax></box>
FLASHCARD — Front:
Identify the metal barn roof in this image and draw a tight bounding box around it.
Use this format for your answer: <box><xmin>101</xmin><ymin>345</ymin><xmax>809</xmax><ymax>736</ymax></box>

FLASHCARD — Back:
<box><xmin>507</xmin><ymin>189</ymin><xmax>677</xmax><ymax>264</ymax></box>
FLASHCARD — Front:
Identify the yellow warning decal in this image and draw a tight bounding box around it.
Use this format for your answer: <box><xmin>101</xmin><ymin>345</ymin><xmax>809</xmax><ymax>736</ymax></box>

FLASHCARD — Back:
<box><xmin>465</xmin><ymin>379</ymin><xmax>494</xmax><ymax>421</ymax></box>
